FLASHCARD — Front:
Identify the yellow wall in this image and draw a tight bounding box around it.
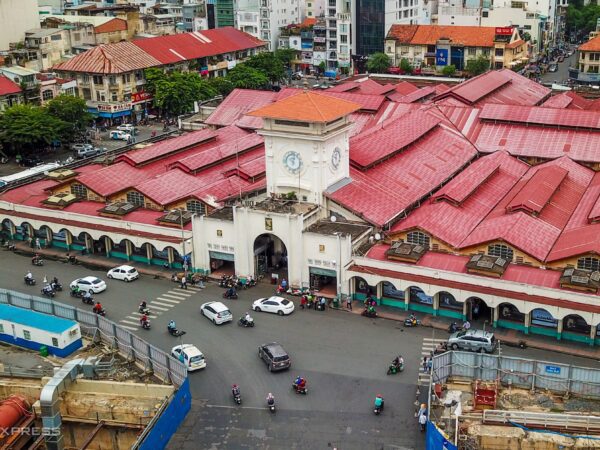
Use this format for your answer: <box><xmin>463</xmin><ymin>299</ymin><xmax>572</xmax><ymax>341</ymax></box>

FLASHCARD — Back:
<box><xmin>387</xmin><ymin>230</ymin><xmax>455</xmax><ymax>254</ymax></box>
<box><xmin>109</xmin><ymin>189</ymin><xmax>161</xmax><ymax>211</ymax></box>
<box><xmin>49</xmin><ymin>182</ymin><xmax>103</xmax><ymax>202</ymax></box>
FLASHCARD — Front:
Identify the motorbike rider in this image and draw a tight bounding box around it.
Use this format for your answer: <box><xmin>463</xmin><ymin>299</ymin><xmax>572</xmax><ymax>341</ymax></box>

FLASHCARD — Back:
<box><xmin>93</xmin><ymin>301</ymin><xmax>103</xmax><ymax>314</ymax></box>
<box><xmin>32</xmin><ymin>253</ymin><xmax>40</xmax><ymax>264</ymax></box>
<box><xmin>51</xmin><ymin>276</ymin><xmax>60</xmax><ymax>290</ymax></box>
<box><xmin>374</xmin><ymin>394</ymin><xmax>384</xmax><ymax>410</ymax></box>
<box><xmin>266</xmin><ymin>392</ymin><xmax>275</xmax><ymax>406</ymax></box>
<box><xmin>226</xmin><ymin>286</ymin><xmax>236</xmax><ymax>298</ymax></box>
<box><xmin>449</xmin><ymin>322</ymin><xmax>458</xmax><ymax>333</ymax></box>
<box><xmin>139</xmin><ymin>300</ymin><xmax>148</xmax><ymax>312</ymax></box>
<box><xmin>408</xmin><ymin>313</ymin><xmax>417</xmax><ymax>325</ymax></box>
<box><xmin>25</xmin><ymin>271</ymin><xmax>33</xmax><ymax>282</ymax></box>
<box><xmin>232</xmin><ymin>384</ymin><xmax>241</xmax><ymax>398</ymax></box>
<box><xmin>392</xmin><ymin>355</ymin><xmax>404</xmax><ymax>369</ymax></box>
<box><xmin>168</xmin><ymin>320</ymin><xmax>177</xmax><ymax>332</ymax></box>
<box><xmin>243</xmin><ymin>311</ymin><xmax>252</xmax><ymax>324</ymax></box>
<box><xmin>140</xmin><ymin>313</ymin><xmax>149</xmax><ymax>326</ymax></box>
<box><xmin>83</xmin><ymin>290</ymin><xmax>92</xmax><ymax>303</ymax></box>
<box><xmin>367</xmin><ymin>304</ymin><xmax>376</xmax><ymax>315</ymax></box>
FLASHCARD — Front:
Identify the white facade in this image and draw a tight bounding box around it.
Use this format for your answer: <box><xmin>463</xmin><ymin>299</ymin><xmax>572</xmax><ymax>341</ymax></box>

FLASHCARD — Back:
<box><xmin>385</xmin><ymin>0</ymin><xmax>431</xmax><ymax>33</ymax></box>
<box><xmin>437</xmin><ymin>5</ymin><xmax>481</xmax><ymax>26</ymax></box>
<box><xmin>301</xmin><ymin>0</ymin><xmax>325</xmax><ymax>18</ymax></box>
<box><xmin>237</xmin><ymin>0</ymin><xmax>301</xmax><ymax>50</ymax></box>
<box><xmin>0</xmin><ymin>0</ymin><xmax>40</xmax><ymax>51</ymax></box>
<box><xmin>481</xmin><ymin>7</ymin><xmax>543</xmax><ymax>53</ymax></box>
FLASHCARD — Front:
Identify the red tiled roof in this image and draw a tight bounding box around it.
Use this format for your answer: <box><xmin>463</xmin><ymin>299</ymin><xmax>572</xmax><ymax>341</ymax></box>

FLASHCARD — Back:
<box><xmin>579</xmin><ymin>35</ymin><xmax>600</xmax><ymax>52</ymax></box>
<box><xmin>505</xmin><ymin>39</ymin><xmax>525</xmax><ymax>49</ymax></box>
<box><xmin>388</xmin><ymin>24</ymin><xmax>497</xmax><ymax>47</ymax></box>
<box><xmin>0</xmin><ymin>76</ymin><xmax>22</xmax><ymax>96</ymax></box>
<box><xmin>327</xmin><ymin>82</ymin><xmax>360</xmax><ymax>93</ymax></box>
<box><xmin>133</xmin><ymin>27</ymin><xmax>265</xmax><ymax>64</ymax></box>
<box><xmin>447</xmin><ymin>71</ymin><xmax>510</xmax><ymax>104</ymax></box>
<box><xmin>116</xmin><ymin>128</ymin><xmax>217</xmax><ymax>166</ymax></box>
<box><xmin>94</xmin><ymin>18</ymin><xmax>127</xmax><ymax>34</ymax></box>
<box><xmin>479</xmin><ymin>103</ymin><xmax>600</xmax><ymax>130</ymax></box>
<box><xmin>76</xmin><ymin>161</ymin><xmax>152</xmax><ymax>197</ymax></box>
<box><xmin>350</xmin><ymin>109</ymin><xmax>441</xmax><ymax>168</ymax></box>
<box><xmin>53</xmin><ymin>41</ymin><xmax>162</xmax><ymax>74</ymax></box>
<box><xmin>205</xmin><ymin>89</ymin><xmax>276</xmax><ymax>127</ymax></box>
<box><xmin>390</xmin><ymin>85</ymin><xmax>436</xmax><ymax>103</ymax></box>
<box><xmin>248</xmin><ymin>91</ymin><xmax>361</xmax><ymax>122</ymax></box>
<box><xmin>386</xmin><ymin>24</ymin><xmax>419</xmax><ymax>42</ymax></box>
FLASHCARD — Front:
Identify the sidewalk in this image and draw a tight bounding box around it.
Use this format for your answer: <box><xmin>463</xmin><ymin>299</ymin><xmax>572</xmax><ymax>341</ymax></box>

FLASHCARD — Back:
<box><xmin>341</xmin><ymin>300</ymin><xmax>600</xmax><ymax>360</ymax></box>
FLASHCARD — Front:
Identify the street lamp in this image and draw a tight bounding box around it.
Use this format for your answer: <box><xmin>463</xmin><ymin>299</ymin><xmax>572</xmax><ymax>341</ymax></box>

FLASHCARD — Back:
<box><xmin>171</xmin><ymin>209</ymin><xmax>194</xmax><ymax>273</ymax></box>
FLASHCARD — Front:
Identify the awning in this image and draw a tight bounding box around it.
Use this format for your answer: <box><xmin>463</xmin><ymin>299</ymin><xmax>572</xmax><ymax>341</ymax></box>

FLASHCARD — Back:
<box><xmin>209</xmin><ymin>251</ymin><xmax>234</xmax><ymax>261</ymax></box>
<box><xmin>309</xmin><ymin>266</ymin><xmax>336</xmax><ymax>277</ymax></box>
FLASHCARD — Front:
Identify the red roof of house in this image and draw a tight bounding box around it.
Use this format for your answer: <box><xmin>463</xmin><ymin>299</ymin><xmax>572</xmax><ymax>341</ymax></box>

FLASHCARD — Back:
<box><xmin>205</xmin><ymin>89</ymin><xmax>276</xmax><ymax>127</ymax></box>
<box><xmin>53</xmin><ymin>41</ymin><xmax>162</xmax><ymax>74</ymax></box>
<box><xmin>0</xmin><ymin>76</ymin><xmax>22</xmax><ymax>96</ymax></box>
<box><xmin>579</xmin><ymin>35</ymin><xmax>600</xmax><ymax>52</ymax></box>
<box><xmin>541</xmin><ymin>93</ymin><xmax>573</xmax><ymax>109</ymax></box>
<box><xmin>387</xmin><ymin>24</ymin><xmax>497</xmax><ymax>47</ymax></box>
<box><xmin>94</xmin><ymin>18</ymin><xmax>127</xmax><ymax>34</ymax></box>
<box><xmin>480</xmin><ymin>103</ymin><xmax>600</xmax><ymax>130</ymax></box>
<box><xmin>76</xmin><ymin>161</ymin><xmax>152</xmax><ymax>197</ymax></box>
<box><xmin>389</xmin><ymin>85</ymin><xmax>436</xmax><ymax>103</ymax></box>
<box><xmin>393</xmin><ymin>81</ymin><xmax>419</xmax><ymax>96</ymax></box>
<box><xmin>133</xmin><ymin>28</ymin><xmax>265</xmax><ymax>64</ymax></box>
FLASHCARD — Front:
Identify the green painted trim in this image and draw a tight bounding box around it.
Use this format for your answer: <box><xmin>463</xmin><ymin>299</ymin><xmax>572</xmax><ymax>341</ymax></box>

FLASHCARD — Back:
<box><xmin>408</xmin><ymin>303</ymin><xmax>434</xmax><ymax>314</ymax></box>
<box><xmin>131</xmin><ymin>255</ymin><xmax>150</xmax><ymax>263</ymax></box>
<box><xmin>497</xmin><ymin>320</ymin><xmax>526</xmax><ymax>332</ymax></box>
<box><xmin>530</xmin><ymin>325</ymin><xmax>558</xmax><ymax>338</ymax></box>
<box><xmin>52</xmin><ymin>241</ymin><xmax>69</xmax><ymax>249</ymax></box>
<box><xmin>353</xmin><ymin>293</ymin><xmax>367</xmax><ymax>301</ymax></box>
<box><xmin>109</xmin><ymin>251</ymin><xmax>128</xmax><ymax>260</ymax></box>
<box><xmin>562</xmin><ymin>331</ymin><xmax>594</xmax><ymax>345</ymax></box>
<box><xmin>438</xmin><ymin>309</ymin><xmax>464</xmax><ymax>319</ymax></box>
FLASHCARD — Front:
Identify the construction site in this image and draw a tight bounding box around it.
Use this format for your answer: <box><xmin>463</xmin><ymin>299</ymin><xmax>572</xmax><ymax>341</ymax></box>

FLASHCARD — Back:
<box><xmin>428</xmin><ymin>351</ymin><xmax>600</xmax><ymax>450</ymax></box>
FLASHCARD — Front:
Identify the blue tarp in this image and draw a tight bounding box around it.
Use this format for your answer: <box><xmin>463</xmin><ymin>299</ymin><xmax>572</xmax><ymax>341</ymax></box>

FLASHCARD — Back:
<box><xmin>426</xmin><ymin>421</ymin><xmax>457</xmax><ymax>450</ymax></box>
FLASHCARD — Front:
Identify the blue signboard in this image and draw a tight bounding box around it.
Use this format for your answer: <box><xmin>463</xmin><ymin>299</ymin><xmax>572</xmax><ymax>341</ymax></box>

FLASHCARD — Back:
<box><xmin>545</xmin><ymin>365</ymin><xmax>561</xmax><ymax>374</ymax></box>
<box><xmin>436</xmin><ymin>49</ymin><xmax>448</xmax><ymax>66</ymax></box>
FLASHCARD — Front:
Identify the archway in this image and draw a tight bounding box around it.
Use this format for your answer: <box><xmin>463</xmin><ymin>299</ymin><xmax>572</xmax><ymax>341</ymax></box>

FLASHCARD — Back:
<box><xmin>94</xmin><ymin>235</ymin><xmax>114</xmax><ymax>257</ymax></box>
<box><xmin>530</xmin><ymin>308</ymin><xmax>558</xmax><ymax>337</ymax></box>
<box><xmin>563</xmin><ymin>314</ymin><xmax>591</xmax><ymax>335</ymax></box>
<box><xmin>497</xmin><ymin>302</ymin><xmax>526</xmax><ymax>332</ymax></box>
<box><xmin>112</xmin><ymin>238</ymin><xmax>134</xmax><ymax>261</ymax></box>
<box><xmin>380</xmin><ymin>281</ymin><xmax>405</xmax><ymax>308</ymax></box>
<box><xmin>19</xmin><ymin>221</ymin><xmax>34</xmax><ymax>243</ymax></box>
<box><xmin>408</xmin><ymin>286</ymin><xmax>434</xmax><ymax>313</ymax></box>
<box><xmin>437</xmin><ymin>291</ymin><xmax>463</xmax><ymax>319</ymax></box>
<box><xmin>350</xmin><ymin>276</ymin><xmax>374</xmax><ymax>302</ymax></box>
<box><xmin>253</xmin><ymin>233</ymin><xmax>288</xmax><ymax>285</ymax></box>
<box><xmin>1</xmin><ymin>218</ymin><xmax>15</xmax><ymax>240</ymax></box>
<box><xmin>466</xmin><ymin>296</ymin><xmax>491</xmax><ymax>324</ymax></box>
<box><xmin>36</xmin><ymin>225</ymin><xmax>54</xmax><ymax>248</ymax></box>
<box><xmin>74</xmin><ymin>232</ymin><xmax>93</xmax><ymax>254</ymax></box>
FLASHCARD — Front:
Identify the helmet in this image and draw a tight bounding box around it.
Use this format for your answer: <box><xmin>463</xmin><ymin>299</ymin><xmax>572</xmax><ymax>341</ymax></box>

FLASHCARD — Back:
<box><xmin>268</xmin><ymin>392</ymin><xmax>272</xmax><ymax>396</ymax></box>
<box><xmin>232</xmin><ymin>384</ymin><xmax>237</xmax><ymax>388</ymax></box>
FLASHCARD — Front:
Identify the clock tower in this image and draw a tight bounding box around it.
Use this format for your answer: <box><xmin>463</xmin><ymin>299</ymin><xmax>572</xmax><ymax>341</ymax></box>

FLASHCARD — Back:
<box><xmin>248</xmin><ymin>91</ymin><xmax>361</xmax><ymax>205</ymax></box>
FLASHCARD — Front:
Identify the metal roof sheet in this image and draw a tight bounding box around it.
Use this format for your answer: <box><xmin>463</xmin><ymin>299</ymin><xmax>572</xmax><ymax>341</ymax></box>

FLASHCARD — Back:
<box><xmin>76</xmin><ymin>161</ymin><xmax>152</xmax><ymax>197</ymax></box>
<box><xmin>0</xmin><ymin>304</ymin><xmax>77</xmax><ymax>334</ymax></box>
<box><xmin>0</xmin><ymin>76</ymin><xmax>22</xmax><ymax>96</ymax></box>
<box><xmin>480</xmin><ymin>103</ymin><xmax>600</xmax><ymax>130</ymax></box>
<box><xmin>205</xmin><ymin>89</ymin><xmax>276</xmax><ymax>127</ymax></box>
<box><xmin>541</xmin><ymin>93</ymin><xmax>573</xmax><ymax>109</ymax></box>
<box><xmin>506</xmin><ymin>165</ymin><xmax>568</xmax><ymax>215</ymax></box>
<box><xmin>134</xmin><ymin>168</ymin><xmax>205</xmax><ymax>205</ymax></box>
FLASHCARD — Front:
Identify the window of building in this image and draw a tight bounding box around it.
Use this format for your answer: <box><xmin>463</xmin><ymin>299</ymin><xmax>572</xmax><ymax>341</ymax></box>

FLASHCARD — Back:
<box><xmin>274</xmin><ymin>119</ymin><xmax>310</xmax><ymax>127</ymax></box>
<box><xmin>93</xmin><ymin>75</ymin><xmax>103</xmax><ymax>85</ymax></box>
<box><xmin>482</xmin><ymin>48</ymin><xmax>491</xmax><ymax>56</ymax></box>
<box><xmin>82</xmin><ymin>74</ymin><xmax>90</xmax><ymax>83</ymax></box>
<box><xmin>126</xmin><ymin>191</ymin><xmax>145</xmax><ymax>207</ymax></box>
<box><xmin>70</xmin><ymin>183</ymin><xmax>87</xmax><ymax>198</ymax></box>
<box><xmin>406</xmin><ymin>231</ymin><xmax>430</xmax><ymax>248</ymax></box>
<box><xmin>578</xmin><ymin>257</ymin><xmax>600</xmax><ymax>272</ymax></box>
<box><xmin>186</xmin><ymin>199</ymin><xmax>206</xmax><ymax>215</ymax></box>
<box><xmin>52</xmin><ymin>337</ymin><xmax>59</xmax><ymax>347</ymax></box>
<box><xmin>467</xmin><ymin>47</ymin><xmax>476</xmax><ymax>56</ymax></box>
<box><xmin>488</xmin><ymin>244</ymin><xmax>513</xmax><ymax>261</ymax></box>
<box><xmin>495</xmin><ymin>48</ymin><xmax>504</xmax><ymax>57</ymax></box>
<box><xmin>482</xmin><ymin>10</ymin><xmax>489</xmax><ymax>17</ymax></box>
<box><xmin>23</xmin><ymin>330</ymin><xmax>31</xmax><ymax>340</ymax></box>
<box><xmin>122</xmin><ymin>73</ymin><xmax>131</xmax><ymax>83</ymax></box>
<box><xmin>42</xmin><ymin>90</ymin><xmax>54</xmax><ymax>101</ymax></box>
<box><xmin>588</xmin><ymin>66</ymin><xmax>599</xmax><ymax>73</ymax></box>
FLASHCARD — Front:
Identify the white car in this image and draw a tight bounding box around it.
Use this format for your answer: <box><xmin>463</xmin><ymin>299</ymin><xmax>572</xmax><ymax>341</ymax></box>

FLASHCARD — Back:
<box><xmin>69</xmin><ymin>276</ymin><xmax>107</xmax><ymax>294</ymax></box>
<box><xmin>110</xmin><ymin>130</ymin><xmax>132</xmax><ymax>141</ymax></box>
<box><xmin>116</xmin><ymin>124</ymin><xmax>136</xmax><ymax>134</ymax></box>
<box><xmin>252</xmin><ymin>296</ymin><xmax>295</xmax><ymax>316</ymax></box>
<box><xmin>171</xmin><ymin>344</ymin><xmax>206</xmax><ymax>371</ymax></box>
<box><xmin>200</xmin><ymin>301</ymin><xmax>233</xmax><ymax>325</ymax></box>
<box><xmin>107</xmin><ymin>265</ymin><xmax>139</xmax><ymax>282</ymax></box>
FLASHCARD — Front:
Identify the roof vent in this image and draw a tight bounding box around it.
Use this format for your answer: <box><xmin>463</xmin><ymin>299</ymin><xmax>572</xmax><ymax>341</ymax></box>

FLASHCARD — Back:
<box><xmin>466</xmin><ymin>253</ymin><xmax>509</xmax><ymax>277</ymax></box>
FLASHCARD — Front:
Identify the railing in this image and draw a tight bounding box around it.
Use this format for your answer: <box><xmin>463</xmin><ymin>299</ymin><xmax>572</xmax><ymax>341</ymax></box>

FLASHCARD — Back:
<box><xmin>0</xmin><ymin>364</ymin><xmax>55</xmax><ymax>379</ymax></box>
<box><xmin>483</xmin><ymin>410</ymin><xmax>600</xmax><ymax>432</ymax></box>
<box><xmin>0</xmin><ymin>289</ymin><xmax>188</xmax><ymax>387</ymax></box>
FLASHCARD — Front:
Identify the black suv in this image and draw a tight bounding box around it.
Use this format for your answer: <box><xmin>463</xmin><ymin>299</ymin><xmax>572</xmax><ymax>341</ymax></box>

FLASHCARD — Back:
<box><xmin>258</xmin><ymin>342</ymin><xmax>291</xmax><ymax>372</ymax></box>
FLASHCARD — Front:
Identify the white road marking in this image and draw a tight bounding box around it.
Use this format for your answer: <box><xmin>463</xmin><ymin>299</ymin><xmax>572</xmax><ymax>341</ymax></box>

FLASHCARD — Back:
<box><xmin>149</xmin><ymin>302</ymin><xmax>169</xmax><ymax>311</ymax></box>
<box><xmin>119</xmin><ymin>324</ymin><xmax>137</xmax><ymax>331</ymax></box>
<box><xmin>206</xmin><ymin>404</ymin><xmax>273</xmax><ymax>411</ymax></box>
<box><xmin>131</xmin><ymin>313</ymin><xmax>158</xmax><ymax>319</ymax></box>
<box><xmin>162</xmin><ymin>293</ymin><xmax>187</xmax><ymax>299</ymax></box>
<box><xmin>422</xmin><ymin>337</ymin><xmax>440</xmax><ymax>341</ymax></box>
<box><xmin>120</xmin><ymin>320</ymin><xmax>139</xmax><ymax>326</ymax></box>
<box><xmin>156</xmin><ymin>297</ymin><xmax>180</xmax><ymax>304</ymax></box>
<box><xmin>171</xmin><ymin>289</ymin><xmax>192</xmax><ymax>296</ymax></box>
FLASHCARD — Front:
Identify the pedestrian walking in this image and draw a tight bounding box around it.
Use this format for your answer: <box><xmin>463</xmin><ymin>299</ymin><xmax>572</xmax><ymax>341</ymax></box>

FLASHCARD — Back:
<box><xmin>427</xmin><ymin>358</ymin><xmax>432</xmax><ymax>373</ymax></box>
<box><xmin>180</xmin><ymin>275</ymin><xmax>187</xmax><ymax>290</ymax></box>
<box><xmin>300</xmin><ymin>295</ymin><xmax>307</xmax><ymax>310</ymax></box>
<box><xmin>417</xmin><ymin>403</ymin><xmax>427</xmax><ymax>419</ymax></box>
<box><xmin>422</xmin><ymin>356</ymin><xmax>428</xmax><ymax>373</ymax></box>
<box><xmin>35</xmin><ymin>238</ymin><xmax>41</xmax><ymax>250</ymax></box>
<box><xmin>419</xmin><ymin>412</ymin><xmax>427</xmax><ymax>432</ymax></box>
<box><xmin>346</xmin><ymin>296</ymin><xmax>352</xmax><ymax>310</ymax></box>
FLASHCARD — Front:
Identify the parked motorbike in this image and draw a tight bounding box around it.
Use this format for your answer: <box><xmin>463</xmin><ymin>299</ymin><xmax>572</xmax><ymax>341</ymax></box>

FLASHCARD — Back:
<box><xmin>404</xmin><ymin>317</ymin><xmax>421</xmax><ymax>327</ymax></box>
<box><xmin>31</xmin><ymin>257</ymin><xmax>44</xmax><ymax>266</ymax></box>
<box><xmin>292</xmin><ymin>383</ymin><xmax>308</xmax><ymax>395</ymax></box>
<box><xmin>223</xmin><ymin>290</ymin><xmax>238</xmax><ymax>300</ymax></box>
<box><xmin>167</xmin><ymin>326</ymin><xmax>186</xmax><ymax>337</ymax></box>
<box><xmin>41</xmin><ymin>286</ymin><xmax>55</xmax><ymax>298</ymax></box>
<box><xmin>2</xmin><ymin>241</ymin><xmax>15</xmax><ymax>251</ymax></box>
<box><xmin>24</xmin><ymin>276</ymin><xmax>36</xmax><ymax>286</ymax></box>
<box><xmin>238</xmin><ymin>316</ymin><xmax>255</xmax><ymax>327</ymax></box>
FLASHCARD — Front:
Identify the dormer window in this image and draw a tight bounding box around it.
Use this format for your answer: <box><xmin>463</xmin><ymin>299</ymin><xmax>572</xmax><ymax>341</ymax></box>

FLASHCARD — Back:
<box><xmin>578</xmin><ymin>257</ymin><xmax>600</xmax><ymax>272</ymax></box>
<box><xmin>406</xmin><ymin>231</ymin><xmax>430</xmax><ymax>248</ymax></box>
<box><xmin>488</xmin><ymin>244</ymin><xmax>513</xmax><ymax>262</ymax></box>
<box><xmin>126</xmin><ymin>191</ymin><xmax>145</xmax><ymax>207</ymax></box>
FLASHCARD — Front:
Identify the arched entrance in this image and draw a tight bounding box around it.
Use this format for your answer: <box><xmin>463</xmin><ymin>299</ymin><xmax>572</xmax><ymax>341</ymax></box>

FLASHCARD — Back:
<box><xmin>466</xmin><ymin>296</ymin><xmax>491</xmax><ymax>324</ymax></box>
<box><xmin>253</xmin><ymin>234</ymin><xmax>288</xmax><ymax>285</ymax></box>
<box><xmin>351</xmin><ymin>276</ymin><xmax>374</xmax><ymax>302</ymax></box>
<box><xmin>497</xmin><ymin>302</ymin><xmax>526</xmax><ymax>332</ymax></box>
<box><xmin>437</xmin><ymin>291</ymin><xmax>463</xmax><ymax>319</ymax></box>
<box><xmin>408</xmin><ymin>286</ymin><xmax>434</xmax><ymax>314</ymax></box>
<box><xmin>530</xmin><ymin>308</ymin><xmax>558</xmax><ymax>338</ymax></box>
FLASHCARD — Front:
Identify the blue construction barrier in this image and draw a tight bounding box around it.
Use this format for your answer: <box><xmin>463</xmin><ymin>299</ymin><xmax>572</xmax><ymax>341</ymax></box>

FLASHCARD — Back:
<box><xmin>426</xmin><ymin>421</ymin><xmax>457</xmax><ymax>450</ymax></box>
<box><xmin>139</xmin><ymin>378</ymin><xmax>192</xmax><ymax>450</ymax></box>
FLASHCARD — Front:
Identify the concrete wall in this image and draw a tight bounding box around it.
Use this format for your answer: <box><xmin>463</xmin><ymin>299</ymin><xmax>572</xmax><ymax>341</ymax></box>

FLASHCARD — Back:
<box><xmin>0</xmin><ymin>0</ymin><xmax>39</xmax><ymax>51</ymax></box>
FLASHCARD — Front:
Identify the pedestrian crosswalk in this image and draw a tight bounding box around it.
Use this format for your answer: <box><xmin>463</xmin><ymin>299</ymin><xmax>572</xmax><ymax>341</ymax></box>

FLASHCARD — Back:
<box><xmin>418</xmin><ymin>337</ymin><xmax>436</xmax><ymax>386</ymax></box>
<box><xmin>118</xmin><ymin>285</ymin><xmax>202</xmax><ymax>331</ymax></box>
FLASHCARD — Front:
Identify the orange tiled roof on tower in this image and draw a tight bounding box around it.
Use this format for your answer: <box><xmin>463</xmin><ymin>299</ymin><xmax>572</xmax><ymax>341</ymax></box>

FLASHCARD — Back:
<box><xmin>248</xmin><ymin>91</ymin><xmax>361</xmax><ymax>122</ymax></box>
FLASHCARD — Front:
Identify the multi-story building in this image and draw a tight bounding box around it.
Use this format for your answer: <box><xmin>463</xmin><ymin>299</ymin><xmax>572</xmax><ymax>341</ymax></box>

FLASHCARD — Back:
<box><xmin>52</xmin><ymin>28</ymin><xmax>266</xmax><ymax>122</ymax></box>
<box><xmin>303</xmin><ymin>0</ymin><xmax>325</xmax><ymax>17</ymax></box>
<box><xmin>7</xmin><ymin>29</ymin><xmax>72</xmax><ymax>72</ymax></box>
<box><xmin>38</xmin><ymin>73</ymin><xmax>77</xmax><ymax>105</ymax></box>
<box><xmin>42</xmin><ymin>15</ymin><xmax>130</xmax><ymax>45</ymax></box>
<box><xmin>216</xmin><ymin>0</ymin><xmax>235</xmax><ymax>27</ymax></box>
<box><xmin>0</xmin><ymin>0</ymin><xmax>39</xmax><ymax>52</ymax></box>
<box><xmin>385</xmin><ymin>24</ymin><xmax>527</xmax><ymax>70</ymax></box>
<box><xmin>569</xmin><ymin>35</ymin><xmax>600</xmax><ymax>85</ymax></box>
<box><xmin>236</xmin><ymin>0</ymin><xmax>301</xmax><ymax>50</ymax></box>
<box><xmin>139</xmin><ymin>14</ymin><xmax>179</xmax><ymax>36</ymax></box>
<box><xmin>0</xmin><ymin>66</ymin><xmax>41</xmax><ymax>104</ymax></box>
<box><xmin>183</xmin><ymin>1</ymin><xmax>210</xmax><ymax>32</ymax></box>
<box><xmin>0</xmin><ymin>76</ymin><xmax>23</xmax><ymax>111</ymax></box>
<box><xmin>63</xmin><ymin>3</ymin><xmax>140</xmax><ymax>41</ymax></box>
<box><xmin>320</xmin><ymin>0</ymin><xmax>352</xmax><ymax>71</ymax></box>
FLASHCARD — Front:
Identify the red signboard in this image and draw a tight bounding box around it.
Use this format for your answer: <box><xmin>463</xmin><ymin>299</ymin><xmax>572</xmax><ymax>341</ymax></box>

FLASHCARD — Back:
<box><xmin>132</xmin><ymin>91</ymin><xmax>152</xmax><ymax>103</ymax></box>
<box><xmin>495</xmin><ymin>27</ymin><xmax>513</xmax><ymax>35</ymax></box>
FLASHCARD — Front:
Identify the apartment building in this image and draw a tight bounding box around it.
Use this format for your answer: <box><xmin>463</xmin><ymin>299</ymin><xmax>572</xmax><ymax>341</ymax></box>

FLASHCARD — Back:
<box><xmin>42</xmin><ymin>15</ymin><xmax>130</xmax><ymax>45</ymax></box>
<box><xmin>0</xmin><ymin>0</ymin><xmax>39</xmax><ymax>51</ymax></box>
<box><xmin>236</xmin><ymin>0</ymin><xmax>301</xmax><ymax>50</ymax></box>
<box><xmin>570</xmin><ymin>35</ymin><xmax>600</xmax><ymax>84</ymax></box>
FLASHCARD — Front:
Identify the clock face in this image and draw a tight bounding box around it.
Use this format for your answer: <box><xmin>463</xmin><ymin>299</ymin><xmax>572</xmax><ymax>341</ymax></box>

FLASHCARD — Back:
<box><xmin>331</xmin><ymin>147</ymin><xmax>342</xmax><ymax>170</ymax></box>
<box><xmin>283</xmin><ymin>151</ymin><xmax>302</xmax><ymax>174</ymax></box>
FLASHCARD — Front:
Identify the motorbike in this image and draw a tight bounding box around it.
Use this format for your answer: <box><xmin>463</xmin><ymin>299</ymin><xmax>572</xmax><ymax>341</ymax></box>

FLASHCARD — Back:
<box><xmin>387</xmin><ymin>362</ymin><xmax>404</xmax><ymax>375</ymax></box>
<box><xmin>404</xmin><ymin>317</ymin><xmax>421</xmax><ymax>327</ymax></box>
<box><xmin>41</xmin><ymin>286</ymin><xmax>55</xmax><ymax>298</ymax></box>
<box><xmin>267</xmin><ymin>397</ymin><xmax>276</xmax><ymax>413</ymax></box>
<box><xmin>167</xmin><ymin>326</ymin><xmax>186</xmax><ymax>337</ymax></box>
<box><xmin>2</xmin><ymin>241</ymin><xmax>15</xmax><ymax>251</ymax></box>
<box><xmin>93</xmin><ymin>307</ymin><xmax>106</xmax><ymax>317</ymax></box>
<box><xmin>141</xmin><ymin>319</ymin><xmax>151</xmax><ymax>330</ymax></box>
<box><xmin>70</xmin><ymin>288</ymin><xmax>84</xmax><ymax>298</ymax></box>
<box><xmin>139</xmin><ymin>305</ymin><xmax>150</xmax><ymax>315</ymax></box>
<box><xmin>361</xmin><ymin>308</ymin><xmax>377</xmax><ymax>318</ymax></box>
<box><xmin>233</xmin><ymin>391</ymin><xmax>242</xmax><ymax>405</ymax></box>
<box><xmin>238</xmin><ymin>316</ymin><xmax>255</xmax><ymax>327</ymax></box>
<box><xmin>50</xmin><ymin>282</ymin><xmax>63</xmax><ymax>292</ymax></box>
<box><xmin>31</xmin><ymin>257</ymin><xmax>44</xmax><ymax>266</ymax></box>
<box><xmin>223</xmin><ymin>290</ymin><xmax>238</xmax><ymax>300</ymax></box>
<box><xmin>292</xmin><ymin>383</ymin><xmax>308</xmax><ymax>395</ymax></box>
<box><xmin>81</xmin><ymin>295</ymin><xmax>94</xmax><ymax>305</ymax></box>
<box><xmin>374</xmin><ymin>402</ymin><xmax>384</xmax><ymax>415</ymax></box>
<box><xmin>448</xmin><ymin>323</ymin><xmax>461</xmax><ymax>334</ymax></box>
<box><xmin>24</xmin><ymin>276</ymin><xmax>36</xmax><ymax>286</ymax></box>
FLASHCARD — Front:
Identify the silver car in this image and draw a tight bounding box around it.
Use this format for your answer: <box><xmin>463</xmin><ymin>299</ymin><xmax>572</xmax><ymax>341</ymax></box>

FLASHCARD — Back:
<box><xmin>448</xmin><ymin>329</ymin><xmax>497</xmax><ymax>353</ymax></box>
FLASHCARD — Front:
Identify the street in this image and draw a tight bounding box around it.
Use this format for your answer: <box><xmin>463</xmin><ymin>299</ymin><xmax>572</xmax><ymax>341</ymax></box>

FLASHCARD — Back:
<box><xmin>3</xmin><ymin>254</ymin><xmax>600</xmax><ymax>449</ymax></box>
<box><xmin>539</xmin><ymin>51</ymin><xmax>577</xmax><ymax>84</ymax></box>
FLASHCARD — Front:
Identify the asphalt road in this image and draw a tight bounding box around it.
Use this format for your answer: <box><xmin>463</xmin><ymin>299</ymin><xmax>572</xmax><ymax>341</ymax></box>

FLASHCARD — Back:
<box><xmin>3</xmin><ymin>254</ymin><xmax>600</xmax><ymax>449</ymax></box>
<box><xmin>540</xmin><ymin>52</ymin><xmax>577</xmax><ymax>84</ymax></box>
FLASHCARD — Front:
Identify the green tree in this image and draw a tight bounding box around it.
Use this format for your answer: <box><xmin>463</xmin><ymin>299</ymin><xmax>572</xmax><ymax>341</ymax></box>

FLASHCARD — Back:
<box><xmin>399</xmin><ymin>58</ymin><xmax>413</xmax><ymax>74</ymax></box>
<box><xmin>245</xmin><ymin>52</ymin><xmax>286</xmax><ymax>83</ymax></box>
<box><xmin>207</xmin><ymin>77</ymin><xmax>235</xmax><ymax>97</ymax></box>
<box><xmin>0</xmin><ymin>105</ymin><xmax>65</xmax><ymax>155</ymax></box>
<box><xmin>153</xmin><ymin>71</ymin><xmax>217</xmax><ymax>117</ymax></box>
<box><xmin>227</xmin><ymin>65</ymin><xmax>269</xmax><ymax>89</ymax></box>
<box><xmin>143</xmin><ymin>67</ymin><xmax>164</xmax><ymax>97</ymax></box>
<box><xmin>46</xmin><ymin>94</ymin><xmax>91</xmax><ymax>132</ymax></box>
<box><xmin>367</xmin><ymin>52</ymin><xmax>391</xmax><ymax>73</ymax></box>
<box><xmin>441</xmin><ymin>64</ymin><xmax>456</xmax><ymax>76</ymax></box>
<box><xmin>465</xmin><ymin>56</ymin><xmax>491</xmax><ymax>76</ymax></box>
<box><xmin>274</xmin><ymin>48</ymin><xmax>297</xmax><ymax>68</ymax></box>
<box><xmin>567</xmin><ymin>3</ymin><xmax>600</xmax><ymax>36</ymax></box>
<box><xmin>522</xmin><ymin>32</ymin><xmax>531</xmax><ymax>42</ymax></box>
